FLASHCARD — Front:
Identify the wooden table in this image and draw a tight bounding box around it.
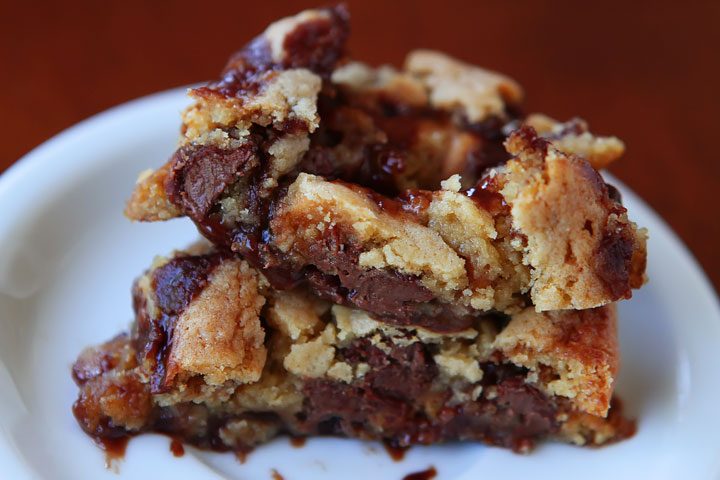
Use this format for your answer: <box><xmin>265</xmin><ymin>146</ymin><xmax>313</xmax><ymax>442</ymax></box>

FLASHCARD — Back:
<box><xmin>2</xmin><ymin>0</ymin><xmax>718</xmax><ymax>292</ymax></box>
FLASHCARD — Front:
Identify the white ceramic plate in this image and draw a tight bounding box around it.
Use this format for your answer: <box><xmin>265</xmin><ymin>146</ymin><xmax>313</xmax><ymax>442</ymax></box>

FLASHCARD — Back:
<box><xmin>1</xmin><ymin>89</ymin><xmax>719</xmax><ymax>480</ymax></box>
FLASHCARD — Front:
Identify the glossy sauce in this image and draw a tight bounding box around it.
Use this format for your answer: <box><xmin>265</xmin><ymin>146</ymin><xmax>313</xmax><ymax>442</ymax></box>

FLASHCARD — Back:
<box><xmin>382</xmin><ymin>440</ymin><xmax>409</xmax><ymax>461</ymax></box>
<box><xmin>169</xmin><ymin>438</ymin><xmax>185</xmax><ymax>457</ymax></box>
<box><xmin>235</xmin><ymin>450</ymin><xmax>250</xmax><ymax>464</ymax></box>
<box><xmin>289</xmin><ymin>436</ymin><xmax>307</xmax><ymax>448</ymax></box>
<box><xmin>465</xmin><ymin>177</ymin><xmax>507</xmax><ymax>215</ymax></box>
<box><xmin>398</xmin><ymin>190</ymin><xmax>433</xmax><ymax>217</ymax></box>
<box><xmin>463</xmin><ymin>256</ymin><xmax>491</xmax><ymax>290</ymax></box>
<box><xmin>95</xmin><ymin>436</ymin><xmax>129</xmax><ymax>469</ymax></box>
<box><xmin>196</xmin><ymin>214</ymin><xmax>233</xmax><ymax>250</ymax></box>
<box><xmin>402</xmin><ymin>466</ymin><xmax>437</xmax><ymax>480</ymax></box>
<box><xmin>335</xmin><ymin>179</ymin><xmax>405</xmax><ymax>216</ymax></box>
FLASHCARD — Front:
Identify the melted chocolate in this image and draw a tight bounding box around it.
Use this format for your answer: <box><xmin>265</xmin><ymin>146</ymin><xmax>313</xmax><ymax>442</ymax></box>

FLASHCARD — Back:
<box><xmin>344</xmin><ymin>340</ymin><xmax>439</xmax><ymax>399</ymax></box>
<box><xmin>282</xmin><ymin>5</ymin><xmax>349</xmax><ymax>76</ymax></box>
<box><xmin>212</xmin><ymin>5</ymin><xmax>349</xmax><ymax>99</ymax></box>
<box><xmin>462</xmin><ymin>114</ymin><xmax>518</xmax><ymax>179</ymax></box>
<box><xmin>288</xmin><ymin>223</ymin><xmax>481</xmax><ymax>332</ymax></box>
<box><xmin>579</xmin><ymin>162</ymin><xmax>636</xmax><ymax>299</ymax></box>
<box><xmin>606</xmin><ymin>183</ymin><xmax>622</xmax><ymax>204</ymax></box>
<box><xmin>301</xmin><ymin>224</ymin><xmax>430</xmax><ymax>302</ymax></box>
<box><xmin>511</xmin><ymin>125</ymin><xmax>551</xmax><ymax>157</ymax></box>
<box><xmin>166</xmin><ymin>144</ymin><xmax>257</xmax><ymax>219</ymax></box>
<box><xmin>595</xmin><ymin>225</ymin><xmax>635</xmax><ymax>299</ymax></box>
<box><xmin>300</xmin><ymin>340</ymin><xmax>559</xmax><ymax>451</ymax></box>
<box><xmin>168</xmin><ymin>183</ymin><xmax>486</xmax><ymax>333</ymax></box>
<box><xmin>297</xmin><ymin>93</ymin><xmax>423</xmax><ymax>197</ymax></box>
<box><xmin>315</xmin><ymin>89</ymin><xmax>516</xmax><ymax>196</ymax></box>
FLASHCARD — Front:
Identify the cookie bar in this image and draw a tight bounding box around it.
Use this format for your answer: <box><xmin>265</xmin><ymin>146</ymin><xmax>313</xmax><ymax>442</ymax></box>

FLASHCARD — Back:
<box><xmin>124</xmin><ymin>7</ymin><xmax>646</xmax><ymax>330</ymax></box>
<box><xmin>72</xmin><ymin>246</ymin><xmax>634</xmax><ymax>454</ymax></box>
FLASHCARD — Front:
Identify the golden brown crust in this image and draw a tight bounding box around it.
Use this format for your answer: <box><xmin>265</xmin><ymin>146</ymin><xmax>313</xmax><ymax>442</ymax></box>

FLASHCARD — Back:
<box><xmin>525</xmin><ymin>113</ymin><xmax>625</xmax><ymax>170</ymax></box>
<box><xmin>165</xmin><ymin>259</ymin><xmax>267</xmax><ymax>387</ymax></box>
<box><xmin>405</xmin><ymin>50</ymin><xmax>523</xmax><ymax>122</ymax></box>
<box><xmin>501</xmin><ymin>127</ymin><xmax>648</xmax><ymax>310</ymax></box>
<box><xmin>184</xmin><ymin>69</ymin><xmax>321</xmax><ymax>145</ymax></box>
<box><xmin>331</xmin><ymin>61</ymin><xmax>428</xmax><ymax>107</ymax></box>
<box><xmin>494</xmin><ymin>305</ymin><xmax>618</xmax><ymax>416</ymax></box>
<box><xmin>124</xmin><ymin>164</ymin><xmax>181</xmax><ymax>222</ymax></box>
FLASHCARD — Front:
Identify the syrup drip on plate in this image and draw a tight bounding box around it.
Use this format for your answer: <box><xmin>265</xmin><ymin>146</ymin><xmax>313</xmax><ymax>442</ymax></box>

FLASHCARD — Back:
<box><xmin>402</xmin><ymin>466</ymin><xmax>437</xmax><ymax>480</ymax></box>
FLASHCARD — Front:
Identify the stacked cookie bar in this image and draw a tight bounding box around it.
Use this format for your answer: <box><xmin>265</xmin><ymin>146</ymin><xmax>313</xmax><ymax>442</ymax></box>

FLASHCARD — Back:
<box><xmin>72</xmin><ymin>6</ymin><xmax>645</xmax><ymax>453</ymax></box>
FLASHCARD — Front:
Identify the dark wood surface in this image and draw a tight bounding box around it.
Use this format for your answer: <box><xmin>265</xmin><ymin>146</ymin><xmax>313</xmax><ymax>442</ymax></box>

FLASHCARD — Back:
<box><xmin>2</xmin><ymin>1</ymin><xmax>718</xmax><ymax>292</ymax></box>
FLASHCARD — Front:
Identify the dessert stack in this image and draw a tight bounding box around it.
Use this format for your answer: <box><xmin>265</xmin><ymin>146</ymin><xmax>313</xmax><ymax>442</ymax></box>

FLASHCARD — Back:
<box><xmin>72</xmin><ymin>6</ymin><xmax>646</xmax><ymax>454</ymax></box>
